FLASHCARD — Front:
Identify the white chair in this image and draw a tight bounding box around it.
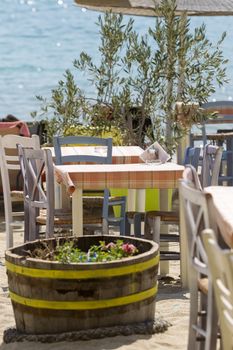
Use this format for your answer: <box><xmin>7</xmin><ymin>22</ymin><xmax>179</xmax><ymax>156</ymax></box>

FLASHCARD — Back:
<box><xmin>202</xmin><ymin>229</ymin><xmax>233</xmax><ymax>350</ymax></box>
<box><xmin>179</xmin><ymin>176</ymin><xmax>218</xmax><ymax>350</ymax></box>
<box><xmin>0</xmin><ymin>134</ymin><xmax>40</xmax><ymax>248</ymax></box>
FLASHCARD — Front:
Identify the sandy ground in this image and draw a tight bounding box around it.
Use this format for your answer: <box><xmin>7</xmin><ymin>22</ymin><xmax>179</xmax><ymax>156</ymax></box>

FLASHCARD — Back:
<box><xmin>0</xmin><ymin>210</ymin><xmax>190</xmax><ymax>350</ymax></box>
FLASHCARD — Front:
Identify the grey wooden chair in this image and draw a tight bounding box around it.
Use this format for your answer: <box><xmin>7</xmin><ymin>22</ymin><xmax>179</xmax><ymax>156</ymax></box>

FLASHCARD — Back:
<box><xmin>201</xmin><ymin>144</ymin><xmax>223</xmax><ymax>187</ymax></box>
<box><xmin>18</xmin><ymin>145</ymin><xmax>72</xmax><ymax>241</ymax></box>
<box><xmin>53</xmin><ymin>135</ymin><xmax>126</xmax><ymax>235</ymax></box>
<box><xmin>179</xmin><ymin>178</ymin><xmax>218</xmax><ymax>350</ymax></box>
<box><xmin>145</xmin><ymin>144</ymin><xmax>222</xmax><ymax>262</ymax></box>
<box><xmin>202</xmin><ymin>228</ymin><xmax>233</xmax><ymax>350</ymax></box>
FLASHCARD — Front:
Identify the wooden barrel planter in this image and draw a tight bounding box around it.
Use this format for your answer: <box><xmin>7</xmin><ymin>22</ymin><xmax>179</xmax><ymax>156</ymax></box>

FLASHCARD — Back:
<box><xmin>5</xmin><ymin>235</ymin><xmax>159</xmax><ymax>335</ymax></box>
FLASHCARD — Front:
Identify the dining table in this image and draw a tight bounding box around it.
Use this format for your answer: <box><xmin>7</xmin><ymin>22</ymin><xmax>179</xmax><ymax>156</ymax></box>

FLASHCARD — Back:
<box><xmin>54</xmin><ymin>161</ymin><xmax>184</xmax><ymax>236</ymax></box>
<box><xmin>50</xmin><ymin>145</ymin><xmax>144</xmax><ymax>212</ymax></box>
<box><xmin>204</xmin><ymin>186</ymin><xmax>233</xmax><ymax>248</ymax></box>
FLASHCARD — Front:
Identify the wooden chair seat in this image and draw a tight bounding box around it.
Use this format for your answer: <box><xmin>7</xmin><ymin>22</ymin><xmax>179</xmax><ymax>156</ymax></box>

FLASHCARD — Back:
<box><xmin>146</xmin><ymin>210</ymin><xmax>179</xmax><ymax>223</ymax></box>
<box><xmin>36</xmin><ymin>209</ymin><xmax>103</xmax><ymax>226</ymax></box>
<box><xmin>83</xmin><ymin>196</ymin><xmax>124</xmax><ymax>209</ymax></box>
<box><xmin>36</xmin><ymin>209</ymin><xmax>72</xmax><ymax>226</ymax></box>
<box><xmin>11</xmin><ymin>190</ymin><xmax>24</xmax><ymax>200</ymax></box>
<box><xmin>198</xmin><ymin>277</ymin><xmax>209</xmax><ymax>295</ymax></box>
<box><xmin>124</xmin><ymin>211</ymin><xmax>145</xmax><ymax>221</ymax></box>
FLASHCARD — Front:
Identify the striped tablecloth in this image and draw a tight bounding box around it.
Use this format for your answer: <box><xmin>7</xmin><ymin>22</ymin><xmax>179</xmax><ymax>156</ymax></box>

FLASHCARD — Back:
<box><xmin>54</xmin><ymin>162</ymin><xmax>184</xmax><ymax>194</ymax></box>
<box><xmin>204</xmin><ymin>186</ymin><xmax>233</xmax><ymax>248</ymax></box>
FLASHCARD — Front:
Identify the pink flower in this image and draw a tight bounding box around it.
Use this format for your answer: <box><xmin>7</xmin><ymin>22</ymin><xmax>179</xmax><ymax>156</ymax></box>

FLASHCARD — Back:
<box><xmin>121</xmin><ymin>243</ymin><xmax>137</xmax><ymax>255</ymax></box>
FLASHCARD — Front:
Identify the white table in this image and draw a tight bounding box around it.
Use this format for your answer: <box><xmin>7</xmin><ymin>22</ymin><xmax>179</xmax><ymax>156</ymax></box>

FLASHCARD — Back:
<box><xmin>205</xmin><ymin>186</ymin><xmax>233</xmax><ymax>248</ymax></box>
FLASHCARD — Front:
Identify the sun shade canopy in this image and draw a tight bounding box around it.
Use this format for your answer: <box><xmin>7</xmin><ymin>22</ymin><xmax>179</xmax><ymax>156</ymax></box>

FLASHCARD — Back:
<box><xmin>74</xmin><ymin>0</ymin><xmax>233</xmax><ymax>16</ymax></box>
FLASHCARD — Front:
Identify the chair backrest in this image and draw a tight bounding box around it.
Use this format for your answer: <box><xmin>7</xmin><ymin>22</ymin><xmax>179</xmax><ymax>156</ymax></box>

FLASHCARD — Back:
<box><xmin>183</xmin><ymin>146</ymin><xmax>201</xmax><ymax>170</ymax></box>
<box><xmin>0</xmin><ymin>134</ymin><xmax>40</xmax><ymax>189</ymax></box>
<box><xmin>18</xmin><ymin>146</ymin><xmax>55</xmax><ymax>240</ymax></box>
<box><xmin>202</xmin><ymin>228</ymin><xmax>233</xmax><ymax>350</ymax></box>
<box><xmin>53</xmin><ymin>135</ymin><xmax>113</xmax><ymax>165</ymax></box>
<box><xmin>183</xmin><ymin>164</ymin><xmax>202</xmax><ymax>191</ymax></box>
<box><xmin>201</xmin><ymin>144</ymin><xmax>223</xmax><ymax>188</ymax></box>
<box><xmin>179</xmin><ymin>177</ymin><xmax>210</xmax><ymax>276</ymax></box>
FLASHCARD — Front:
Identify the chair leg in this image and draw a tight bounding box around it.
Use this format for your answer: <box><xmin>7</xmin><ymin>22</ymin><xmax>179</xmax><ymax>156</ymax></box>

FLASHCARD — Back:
<box><xmin>5</xmin><ymin>207</ymin><xmax>14</xmax><ymax>248</ymax></box>
<box><xmin>205</xmin><ymin>283</ymin><xmax>218</xmax><ymax>350</ymax></box>
<box><xmin>24</xmin><ymin>201</ymin><xmax>29</xmax><ymax>242</ymax></box>
<box><xmin>134</xmin><ymin>213</ymin><xmax>143</xmax><ymax>237</ymax></box>
<box><xmin>151</xmin><ymin>216</ymin><xmax>161</xmax><ymax>243</ymax></box>
<box><xmin>119</xmin><ymin>197</ymin><xmax>126</xmax><ymax>236</ymax></box>
<box><xmin>102</xmin><ymin>218</ymin><xmax>109</xmax><ymax>235</ymax></box>
<box><xmin>125</xmin><ymin>217</ymin><xmax>131</xmax><ymax>236</ymax></box>
<box><xmin>29</xmin><ymin>207</ymin><xmax>38</xmax><ymax>241</ymax></box>
<box><xmin>144</xmin><ymin>214</ymin><xmax>161</xmax><ymax>242</ymax></box>
<box><xmin>188</xmin><ymin>271</ymin><xmax>200</xmax><ymax>350</ymax></box>
<box><xmin>188</xmin><ymin>272</ymin><xmax>218</xmax><ymax>350</ymax></box>
<box><xmin>5</xmin><ymin>221</ymin><xmax>13</xmax><ymax>249</ymax></box>
<box><xmin>119</xmin><ymin>219</ymin><xmax>125</xmax><ymax>236</ymax></box>
<box><xmin>144</xmin><ymin>213</ymin><xmax>152</xmax><ymax>239</ymax></box>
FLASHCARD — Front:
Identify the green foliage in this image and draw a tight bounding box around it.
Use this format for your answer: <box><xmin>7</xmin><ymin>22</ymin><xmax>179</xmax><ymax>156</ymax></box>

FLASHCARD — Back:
<box><xmin>61</xmin><ymin>124</ymin><xmax>125</xmax><ymax>145</ymax></box>
<box><xmin>146</xmin><ymin>0</ymin><xmax>228</xmax><ymax>153</ymax></box>
<box><xmin>31</xmin><ymin>70</ymin><xmax>87</xmax><ymax>144</ymax></box>
<box><xmin>54</xmin><ymin>240</ymin><xmax>138</xmax><ymax>263</ymax></box>
<box><xmin>32</xmin><ymin>0</ymin><xmax>229</xmax><ymax>154</ymax></box>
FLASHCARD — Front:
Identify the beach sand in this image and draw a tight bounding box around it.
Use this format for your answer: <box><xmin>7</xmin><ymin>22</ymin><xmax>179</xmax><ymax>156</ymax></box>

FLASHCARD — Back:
<box><xmin>0</xmin><ymin>216</ymin><xmax>189</xmax><ymax>350</ymax></box>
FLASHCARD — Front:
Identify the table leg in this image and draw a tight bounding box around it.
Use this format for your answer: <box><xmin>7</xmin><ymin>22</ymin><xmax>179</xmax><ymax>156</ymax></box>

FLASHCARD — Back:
<box><xmin>136</xmin><ymin>189</ymin><xmax>146</xmax><ymax>211</ymax></box>
<box><xmin>136</xmin><ymin>189</ymin><xmax>146</xmax><ymax>234</ymax></box>
<box><xmin>54</xmin><ymin>182</ymin><xmax>61</xmax><ymax>209</ymax></box>
<box><xmin>60</xmin><ymin>185</ymin><xmax>70</xmax><ymax>209</ymax></box>
<box><xmin>160</xmin><ymin>189</ymin><xmax>170</xmax><ymax>275</ymax></box>
<box><xmin>128</xmin><ymin>189</ymin><xmax>136</xmax><ymax>211</ymax></box>
<box><xmin>127</xmin><ymin>189</ymin><xmax>137</xmax><ymax>235</ymax></box>
<box><xmin>72</xmin><ymin>188</ymin><xmax>83</xmax><ymax>236</ymax></box>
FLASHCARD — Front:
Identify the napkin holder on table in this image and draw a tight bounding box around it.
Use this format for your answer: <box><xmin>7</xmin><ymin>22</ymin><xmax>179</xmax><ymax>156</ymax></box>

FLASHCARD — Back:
<box><xmin>139</xmin><ymin>141</ymin><xmax>170</xmax><ymax>164</ymax></box>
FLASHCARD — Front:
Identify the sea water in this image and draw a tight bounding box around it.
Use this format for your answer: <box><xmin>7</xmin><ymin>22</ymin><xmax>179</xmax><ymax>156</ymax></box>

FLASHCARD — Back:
<box><xmin>1</xmin><ymin>0</ymin><xmax>233</xmax><ymax>122</ymax></box>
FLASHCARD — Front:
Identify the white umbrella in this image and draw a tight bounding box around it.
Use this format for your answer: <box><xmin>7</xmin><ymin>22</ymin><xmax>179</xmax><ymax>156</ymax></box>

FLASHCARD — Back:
<box><xmin>74</xmin><ymin>0</ymin><xmax>233</xmax><ymax>16</ymax></box>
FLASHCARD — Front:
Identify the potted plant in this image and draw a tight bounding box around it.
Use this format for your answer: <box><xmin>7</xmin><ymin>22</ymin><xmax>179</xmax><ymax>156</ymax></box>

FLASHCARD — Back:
<box><xmin>5</xmin><ymin>235</ymin><xmax>159</xmax><ymax>334</ymax></box>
